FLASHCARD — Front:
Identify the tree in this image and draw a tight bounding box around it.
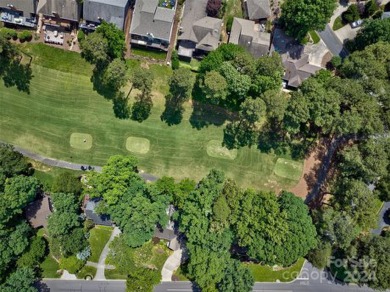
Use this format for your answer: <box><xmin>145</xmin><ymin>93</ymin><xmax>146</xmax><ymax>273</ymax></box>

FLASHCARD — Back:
<box><xmin>206</xmin><ymin>0</ymin><xmax>222</xmax><ymax>17</ymax></box>
<box><xmin>102</xmin><ymin>58</ymin><xmax>128</xmax><ymax>91</ymax></box>
<box><xmin>281</xmin><ymin>0</ymin><xmax>336</xmax><ymax>40</ymax></box>
<box><xmin>239</xmin><ymin>98</ymin><xmax>266</xmax><ymax>126</ymax></box>
<box><xmin>169</xmin><ymin>67</ymin><xmax>195</xmax><ymax>101</ymax></box>
<box><xmin>48</xmin><ymin>212</ymin><xmax>80</xmax><ymax>237</ymax></box>
<box><xmin>1</xmin><ymin>267</ymin><xmax>37</xmax><ymax>292</ymax></box>
<box><xmin>342</xmin><ymin>4</ymin><xmax>360</xmax><ymax>23</ymax></box>
<box><xmin>17</xmin><ymin>236</ymin><xmax>46</xmax><ymax>268</ymax></box>
<box><xmin>0</xmin><ymin>143</ymin><xmax>31</xmax><ymax>179</ymax></box>
<box><xmin>307</xmin><ymin>241</ymin><xmax>332</xmax><ymax>269</ymax></box>
<box><xmin>283</xmin><ymin>91</ymin><xmax>310</xmax><ymax>135</ymax></box>
<box><xmin>80</xmin><ymin>32</ymin><xmax>108</xmax><ymax>65</ymax></box>
<box><xmin>201</xmin><ymin>70</ymin><xmax>228</xmax><ymax>104</ymax></box>
<box><xmin>251</xmin><ymin>53</ymin><xmax>284</xmax><ymax>95</ymax></box>
<box><xmin>52</xmin><ymin>172</ymin><xmax>83</xmax><ymax>196</ymax></box>
<box><xmin>218</xmin><ymin>62</ymin><xmax>251</xmax><ymax>104</ymax></box>
<box><xmin>218</xmin><ymin>259</ymin><xmax>254</xmax><ymax>292</ymax></box>
<box><xmin>95</xmin><ymin>21</ymin><xmax>125</xmax><ymax>59</ymax></box>
<box><xmin>127</xmin><ymin>266</ymin><xmax>161</xmax><ymax>292</ymax></box>
<box><xmin>261</xmin><ymin>89</ymin><xmax>288</xmax><ymax>123</ymax></box>
<box><xmin>129</xmin><ymin>68</ymin><xmax>154</xmax><ymax>97</ymax></box>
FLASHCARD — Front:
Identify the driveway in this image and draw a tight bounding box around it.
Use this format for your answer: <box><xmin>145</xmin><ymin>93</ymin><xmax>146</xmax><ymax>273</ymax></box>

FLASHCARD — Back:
<box><xmin>371</xmin><ymin>201</ymin><xmax>390</xmax><ymax>235</ymax></box>
<box><xmin>334</xmin><ymin>24</ymin><xmax>361</xmax><ymax>45</ymax></box>
<box><xmin>161</xmin><ymin>248</ymin><xmax>183</xmax><ymax>281</ymax></box>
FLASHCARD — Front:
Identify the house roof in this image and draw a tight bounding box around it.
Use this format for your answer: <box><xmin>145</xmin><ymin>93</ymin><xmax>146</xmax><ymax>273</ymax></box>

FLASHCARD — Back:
<box><xmin>37</xmin><ymin>0</ymin><xmax>80</xmax><ymax>21</ymax></box>
<box><xmin>83</xmin><ymin>0</ymin><xmax>129</xmax><ymax>29</ymax></box>
<box><xmin>0</xmin><ymin>0</ymin><xmax>37</xmax><ymax>15</ymax></box>
<box><xmin>154</xmin><ymin>227</ymin><xmax>176</xmax><ymax>240</ymax></box>
<box><xmin>25</xmin><ymin>195</ymin><xmax>52</xmax><ymax>229</ymax></box>
<box><xmin>229</xmin><ymin>17</ymin><xmax>270</xmax><ymax>58</ymax></box>
<box><xmin>245</xmin><ymin>0</ymin><xmax>271</xmax><ymax>20</ymax></box>
<box><xmin>282</xmin><ymin>54</ymin><xmax>321</xmax><ymax>88</ymax></box>
<box><xmin>85</xmin><ymin>198</ymin><xmax>112</xmax><ymax>226</ymax></box>
<box><xmin>130</xmin><ymin>0</ymin><xmax>175</xmax><ymax>42</ymax></box>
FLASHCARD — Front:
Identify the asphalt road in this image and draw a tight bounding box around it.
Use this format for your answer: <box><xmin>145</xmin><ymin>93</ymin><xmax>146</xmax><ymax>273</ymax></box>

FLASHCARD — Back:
<box><xmin>318</xmin><ymin>25</ymin><xmax>348</xmax><ymax>58</ymax></box>
<box><xmin>40</xmin><ymin>280</ymin><xmax>126</xmax><ymax>292</ymax></box>
<box><xmin>371</xmin><ymin>201</ymin><xmax>390</xmax><ymax>235</ymax></box>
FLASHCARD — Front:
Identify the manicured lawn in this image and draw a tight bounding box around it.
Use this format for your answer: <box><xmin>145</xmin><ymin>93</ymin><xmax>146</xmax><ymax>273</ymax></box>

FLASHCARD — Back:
<box><xmin>274</xmin><ymin>158</ymin><xmax>303</xmax><ymax>181</ymax></box>
<box><xmin>88</xmin><ymin>226</ymin><xmax>113</xmax><ymax>263</ymax></box>
<box><xmin>179</xmin><ymin>59</ymin><xmax>200</xmax><ymax>72</ymax></box>
<box><xmin>0</xmin><ymin>44</ymin><xmax>302</xmax><ymax>190</ymax></box>
<box><xmin>246</xmin><ymin>258</ymin><xmax>305</xmax><ymax>282</ymax></box>
<box><xmin>77</xmin><ymin>265</ymin><xmax>97</xmax><ymax>279</ymax></box>
<box><xmin>131</xmin><ymin>47</ymin><xmax>167</xmax><ymax>60</ymax></box>
<box><xmin>309</xmin><ymin>30</ymin><xmax>320</xmax><ymax>44</ymax></box>
<box><xmin>40</xmin><ymin>254</ymin><xmax>60</xmax><ymax>278</ymax></box>
<box><xmin>333</xmin><ymin>16</ymin><xmax>345</xmax><ymax>31</ymax></box>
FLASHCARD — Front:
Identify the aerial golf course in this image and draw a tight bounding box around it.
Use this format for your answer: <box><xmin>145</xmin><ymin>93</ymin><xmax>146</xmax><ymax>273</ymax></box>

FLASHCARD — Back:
<box><xmin>0</xmin><ymin>44</ymin><xmax>303</xmax><ymax>190</ymax></box>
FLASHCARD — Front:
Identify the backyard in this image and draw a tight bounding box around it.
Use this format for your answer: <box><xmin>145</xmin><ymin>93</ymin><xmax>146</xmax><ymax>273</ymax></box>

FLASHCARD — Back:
<box><xmin>0</xmin><ymin>44</ymin><xmax>303</xmax><ymax>191</ymax></box>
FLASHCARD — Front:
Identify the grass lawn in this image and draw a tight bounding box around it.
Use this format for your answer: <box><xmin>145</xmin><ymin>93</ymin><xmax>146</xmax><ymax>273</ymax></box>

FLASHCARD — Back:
<box><xmin>179</xmin><ymin>59</ymin><xmax>200</xmax><ymax>72</ymax></box>
<box><xmin>274</xmin><ymin>158</ymin><xmax>303</xmax><ymax>181</ymax></box>
<box><xmin>173</xmin><ymin>266</ymin><xmax>190</xmax><ymax>281</ymax></box>
<box><xmin>246</xmin><ymin>258</ymin><xmax>305</xmax><ymax>282</ymax></box>
<box><xmin>88</xmin><ymin>225</ymin><xmax>113</xmax><ymax>263</ymax></box>
<box><xmin>77</xmin><ymin>265</ymin><xmax>97</xmax><ymax>279</ymax></box>
<box><xmin>333</xmin><ymin>16</ymin><xmax>345</xmax><ymax>31</ymax></box>
<box><xmin>308</xmin><ymin>30</ymin><xmax>320</xmax><ymax>44</ymax></box>
<box><xmin>131</xmin><ymin>47</ymin><xmax>167</xmax><ymax>60</ymax></box>
<box><xmin>0</xmin><ymin>43</ymin><xmax>302</xmax><ymax>190</ymax></box>
<box><xmin>223</xmin><ymin>0</ymin><xmax>243</xmax><ymax>24</ymax></box>
<box><xmin>40</xmin><ymin>254</ymin><xmax>60</xmax><ymax>278</ymax></box>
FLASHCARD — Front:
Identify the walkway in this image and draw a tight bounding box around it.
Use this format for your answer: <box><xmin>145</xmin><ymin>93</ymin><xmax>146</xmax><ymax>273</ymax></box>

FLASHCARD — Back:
<box><xmin>5</xmin><ymin>142</ymin><xmax>158</xmax><ymax>182</ymax></box>
<box><xmin>94</xmin><ymin>227</ymin><xmax>121</xmax><ymax>280</ymax></box>
<box><xmin>371</xmin><ymin>201</ymin><xmax>390</xmax><ymax>235</ymax></box>
<box><xmin>161</xmin><ymin>248</ymin><xmax>183</xmax><ymax>281</ymax></box>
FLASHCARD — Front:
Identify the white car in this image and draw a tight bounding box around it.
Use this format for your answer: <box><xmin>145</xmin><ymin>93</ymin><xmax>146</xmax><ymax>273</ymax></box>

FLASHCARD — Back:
<box><xmin>351</xmin><ymin>19</ymin><xmax>363</xmax><ymax>28</ymax></box>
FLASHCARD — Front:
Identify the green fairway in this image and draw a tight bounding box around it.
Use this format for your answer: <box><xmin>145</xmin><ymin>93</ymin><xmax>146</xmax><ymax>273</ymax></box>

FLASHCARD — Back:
<box><xmin>274</xmin><ymin>158</ymin><xmax>303</xmax><ymax>181</ymax></box>
<box><xmin>0</xmin><ymin>44</ymin><xmax>302</xmax><ymax>190</ymax></box>
<box><xmin>126</xmin><ymin>136</ymin><xmax>150</xmax><ymax>154</ymax></box>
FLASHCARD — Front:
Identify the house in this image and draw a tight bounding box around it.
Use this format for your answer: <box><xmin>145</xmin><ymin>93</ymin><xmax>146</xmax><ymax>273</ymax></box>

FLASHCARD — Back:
<box><xmin>37</xmin><ymin>0</ymin><xmax>81</xmax><ymax>29</ymax></box>
<box><xmin>0</xmin><ymin>0</ymin><xmax>37</xmax><ymax>28</ymax></box>
<box><xmin>177</xmin><ymin>0</ymin><xmax>222</xmax><ymax>61</ymax></box>
<box><xmin>81</xmin><ymin>0</ymin><xmax>129</xmax><ymax>31</ymax></box>
<box><xmin>282</xmin><ymin>54</ymin><xmax>321</xmax><ymax>88</ymax></box>
<box><xmin>25</xmin><ymin>195</ymin><xmax>52</xmax><ymax>229</ymax></box>
<box><xmin>244</xmin><ymin>0</ymin><xmax>271</xmax><ymax>22</ymax></box>
<box><xmin>229</xmin><ymin>17</ymin><xmax>270</xmax><ymax>58</ymax></box>
<box><xmin>153</xmin><ymin>205</ymin><xmax>180</xmax><ymax>251</ymax></box>
<box><xmin>84</xmin><ymin>197</ymin><xmax>112</xmax><ymax>226</ymax></box>
<box><xmin>130</xmin><ymin>0</ymin><xmax>175</xmax><ymax>51</ymax></box>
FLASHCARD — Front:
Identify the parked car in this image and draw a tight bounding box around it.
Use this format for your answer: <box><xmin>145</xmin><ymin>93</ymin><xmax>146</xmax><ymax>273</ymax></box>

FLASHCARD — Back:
<box><xmin>351</xmin><ymin>19</ymin><xmax>363</xmax><ymax>28</ymax></box>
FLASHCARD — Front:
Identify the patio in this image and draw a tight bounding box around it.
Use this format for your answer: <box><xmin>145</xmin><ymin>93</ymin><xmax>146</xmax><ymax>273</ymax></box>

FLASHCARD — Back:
<box><xmin>0</xmin><ymin>9</ymin><xmax>36</xmax><ymax>28</ymax></box>
<box><xmin>44</xmin><ymin>24</ymin><xmax>64</xmax><ymax>45</ymax></box>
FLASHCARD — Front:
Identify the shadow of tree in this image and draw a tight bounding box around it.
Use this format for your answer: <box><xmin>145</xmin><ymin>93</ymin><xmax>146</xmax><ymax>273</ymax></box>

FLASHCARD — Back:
<box><xmin>91</xmin><ymin>66</ymin><xmax>116</xmax><ymax>100</ymax></box>
<box><xmin>112</xmin><ymin>92</ymin><xmax>130</xmax><ymax>119</ymax></box>
<box><xmin>2</xmin><ymin>60</ymin><xmax>32</xmax><ymax>94</ymax></box>
<box><xmin>160</xmin><ymin>94</ymin><xmax>184</xmax><ymax>126</ymax></box>
<box><xmin>131</xmin><ymin>93</ymin><xmax>153</xmax><ymax>123</ymax></box>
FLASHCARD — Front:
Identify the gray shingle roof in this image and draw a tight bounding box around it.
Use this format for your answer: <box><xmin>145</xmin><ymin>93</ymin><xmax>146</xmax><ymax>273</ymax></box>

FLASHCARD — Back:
<box><xmin>85</xmin><ymin>198</ymin><xmax>112</xmax><ymax>226</ymax></box>
<box><xmin>130</xmin><ymin>0</ymin><xmax>175</xmax><ymax>42</ymax></box>
<box><xmin>0</xmin><ymin>0</ymin><xmax>37</xmax><ymax>15</ymax></box>
<box><xmin>245</xmin><ymin>0</ymin><xmax>270</xmax><ymax>20</ymax></box>
<box><xmin>229</xmin><ymin>17</ymin><xmax>270</xmax><ymax>58</ymax></box>
<box><xmin>282</xmin><ymin>54</ymin><xmax>321</xmax><ymax>88</ymax></box>
<box><xmin>83</xmin><ymin>0</ymin><xmax>128</xmax><ymax>29</ymax></box>
<box><xmin>37</xmin><ymin>0</ymin><xmax>80</xmax><ymax>21</ymax></box>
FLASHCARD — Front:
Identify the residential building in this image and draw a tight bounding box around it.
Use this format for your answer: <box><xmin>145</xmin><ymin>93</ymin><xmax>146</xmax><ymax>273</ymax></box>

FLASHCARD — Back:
<box><xmin>84</xmin><ymin>197</ymin><xmax>112</xmax><ymax>226</ymax></box>
<box><xmin>282</xmin><ymin>54</ymin><xmax>321</xmax><ymax>88</ymax></box>
<box><xmin>130</xmin><ymin>0</ymin><xmax>175</xmax><ymax>51</ymax></box>
<box><xmin>229</xmin><ymin>17</ymin><xmax>270</xmax><ymax>58</ymax></box>
<box><xmin>244</xmin><ymin>0</ymin><xmax>271</xmax><ymax>22</ymax></box>
<box><xmin>37</xmin><ymin>0</ymin><xmax>81</xmax><ymax>29</ymax></box>
<box><xmin>153</xmin><ymin>205</ymin><xmax>180</xmax><ymax>251</ymax></box>
<box><xmin>177</xmin><ymin>0</ymin><xmax>222</xmax><ymax>60</ymax></box>
<box><xmin>81</xmin><ymin>0</ymin><xmax>129</xmax><ymax>31</ymax></box>
<box><xmin>0</xmin><ymin>0</ymin><xmax>37</xmax><ymax>28</ymax></box>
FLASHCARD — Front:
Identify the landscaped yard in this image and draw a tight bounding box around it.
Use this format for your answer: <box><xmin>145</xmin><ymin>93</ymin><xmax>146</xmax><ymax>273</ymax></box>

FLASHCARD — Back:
<box><xmin>88</xmin><ymin>225</ymin><xmax>114</xmax><ymax>263</ymax></box>
<box><xmin>131</xmin><ymin>47</ymin><xmax>167</xmax><ymax>60</ymax></box>
<box><xmin>0</xmin><ymin>44</ymin><xmax>303</xmax><ymax>191</ymax></box>
<box><xmin>246</xmin><ymin>258</ymin><xmax>305</xmax><ymax>282</ymax></box>
<box><xmin>76</xmin><ymin>265</ymin><xmax>97</xmax><ymax>279</ymax></box>
<box><xmin>333</xmin><ymin>16</ymin><xmax>345</xmax><ymax>31</ymax></box>
<box><xmin>40</xmin><ymin>254</ymin><xmax>60</xmax><ymax>278</ymax></box>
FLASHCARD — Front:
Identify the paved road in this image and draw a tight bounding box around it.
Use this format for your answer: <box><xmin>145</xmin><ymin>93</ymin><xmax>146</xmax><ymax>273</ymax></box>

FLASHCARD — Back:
<box><xmin>318</xmin><ymin>25</ymin><xmax>348</xmax><ymax>58</ymax></box>
<box><xmin>5</xmin><ymin>142</ymin><xmax>158</xmax><ymax>182</ymax></box>
<box><xmin>40</xmin><ymin>280</ymin><xmax>126</xmax><ymax>292</ymax></box>
<box><xmin>371</xmin><ymin>201</ymin><xmax>390</xmax><ymax>235</ymax></box>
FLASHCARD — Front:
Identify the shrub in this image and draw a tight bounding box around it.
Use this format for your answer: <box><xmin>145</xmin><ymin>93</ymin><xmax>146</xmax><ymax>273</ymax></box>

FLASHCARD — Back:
<box><xmin>365</xmin><ymin>0</ymin><xmax>379</xmax><ymax>17</ymax></box>
<box><xmin>76</xmin><ymin>246</ymin><xmax>91</xmax><ymax>261</ymax></box>
<box><xmin>17</xmin><ymin>236</ymin><xmax>47</xmax><ymax>268</ymax></box>
<box><xmin>330</xmin><ymin>56</ymin><xmax>342</xmax><ymax>69</ymax></box>
<box><xmin>226</xmin><ymin>16</ymin><xmax>234</xmax><ymax>33</ymax></box>
<box><xmin>171</xmin><ymin>50</ymin><xmax>180</xmax><ymax>70</ymax></box>
<box><xmin>18</xmin><ymin>30</ymin><xmax>33</xmax><ymax>42</ymax></box>
<box><xmin>77</xmin><ymin>30</ymin><xmax>85</xmax><ymax>42</ymax></box>
<box><xmin>0</xmin><ymin>28</ymin><xmax>17</xmax><ymax>40</ymax></box>
<box><xmin>206</xmin><ymin>0</ymin><xmax>222</xmax><ymax>17</ymax></box>
<box><xmin>59</xmin><ymin>256</ymin><xmax>84</xmax><ymax>274</ymax></box>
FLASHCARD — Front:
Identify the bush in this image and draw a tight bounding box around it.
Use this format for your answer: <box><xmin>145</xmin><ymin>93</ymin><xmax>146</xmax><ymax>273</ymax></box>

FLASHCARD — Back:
<box><xmin>330</xmin><ymin>56</ymin><xmax>342</xmax><ymax>69</ymax></box>
<box><xmin>226</xmin><ymin>16</ymin><xmax>234</xmax><ymax>33</ymax></box>
<box><xmin>18</xmin><ymin>30</ymin><xmax>33</xmax><ymax>42</ymax></box>
<box><xmin>59</xmin><ymin>256</ymin><xmax>84</xmax><ymax>274</ymax></box>
<box><xmin>365</xmin><ymin>0</ymin><xmax>379</xmax><ymax>17</ymax></box>
<box><xmin>17</xmin><ymin>236</ymin><xmax>47</xmax><ymax>268</ymax></box>
<box><xmin>0</xmin><ymin>28</ymin><xmax>17</xmax><ymax>40</ymax></box>
<box><xmin>171</xmin><ymin>50</ymin><xmax>180</xmax><ymax>70</ymax></box>
<box><xmin>77</xmin><ymin>30</ymin><xmax>85</xmax><ymax>42</ymax></box>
